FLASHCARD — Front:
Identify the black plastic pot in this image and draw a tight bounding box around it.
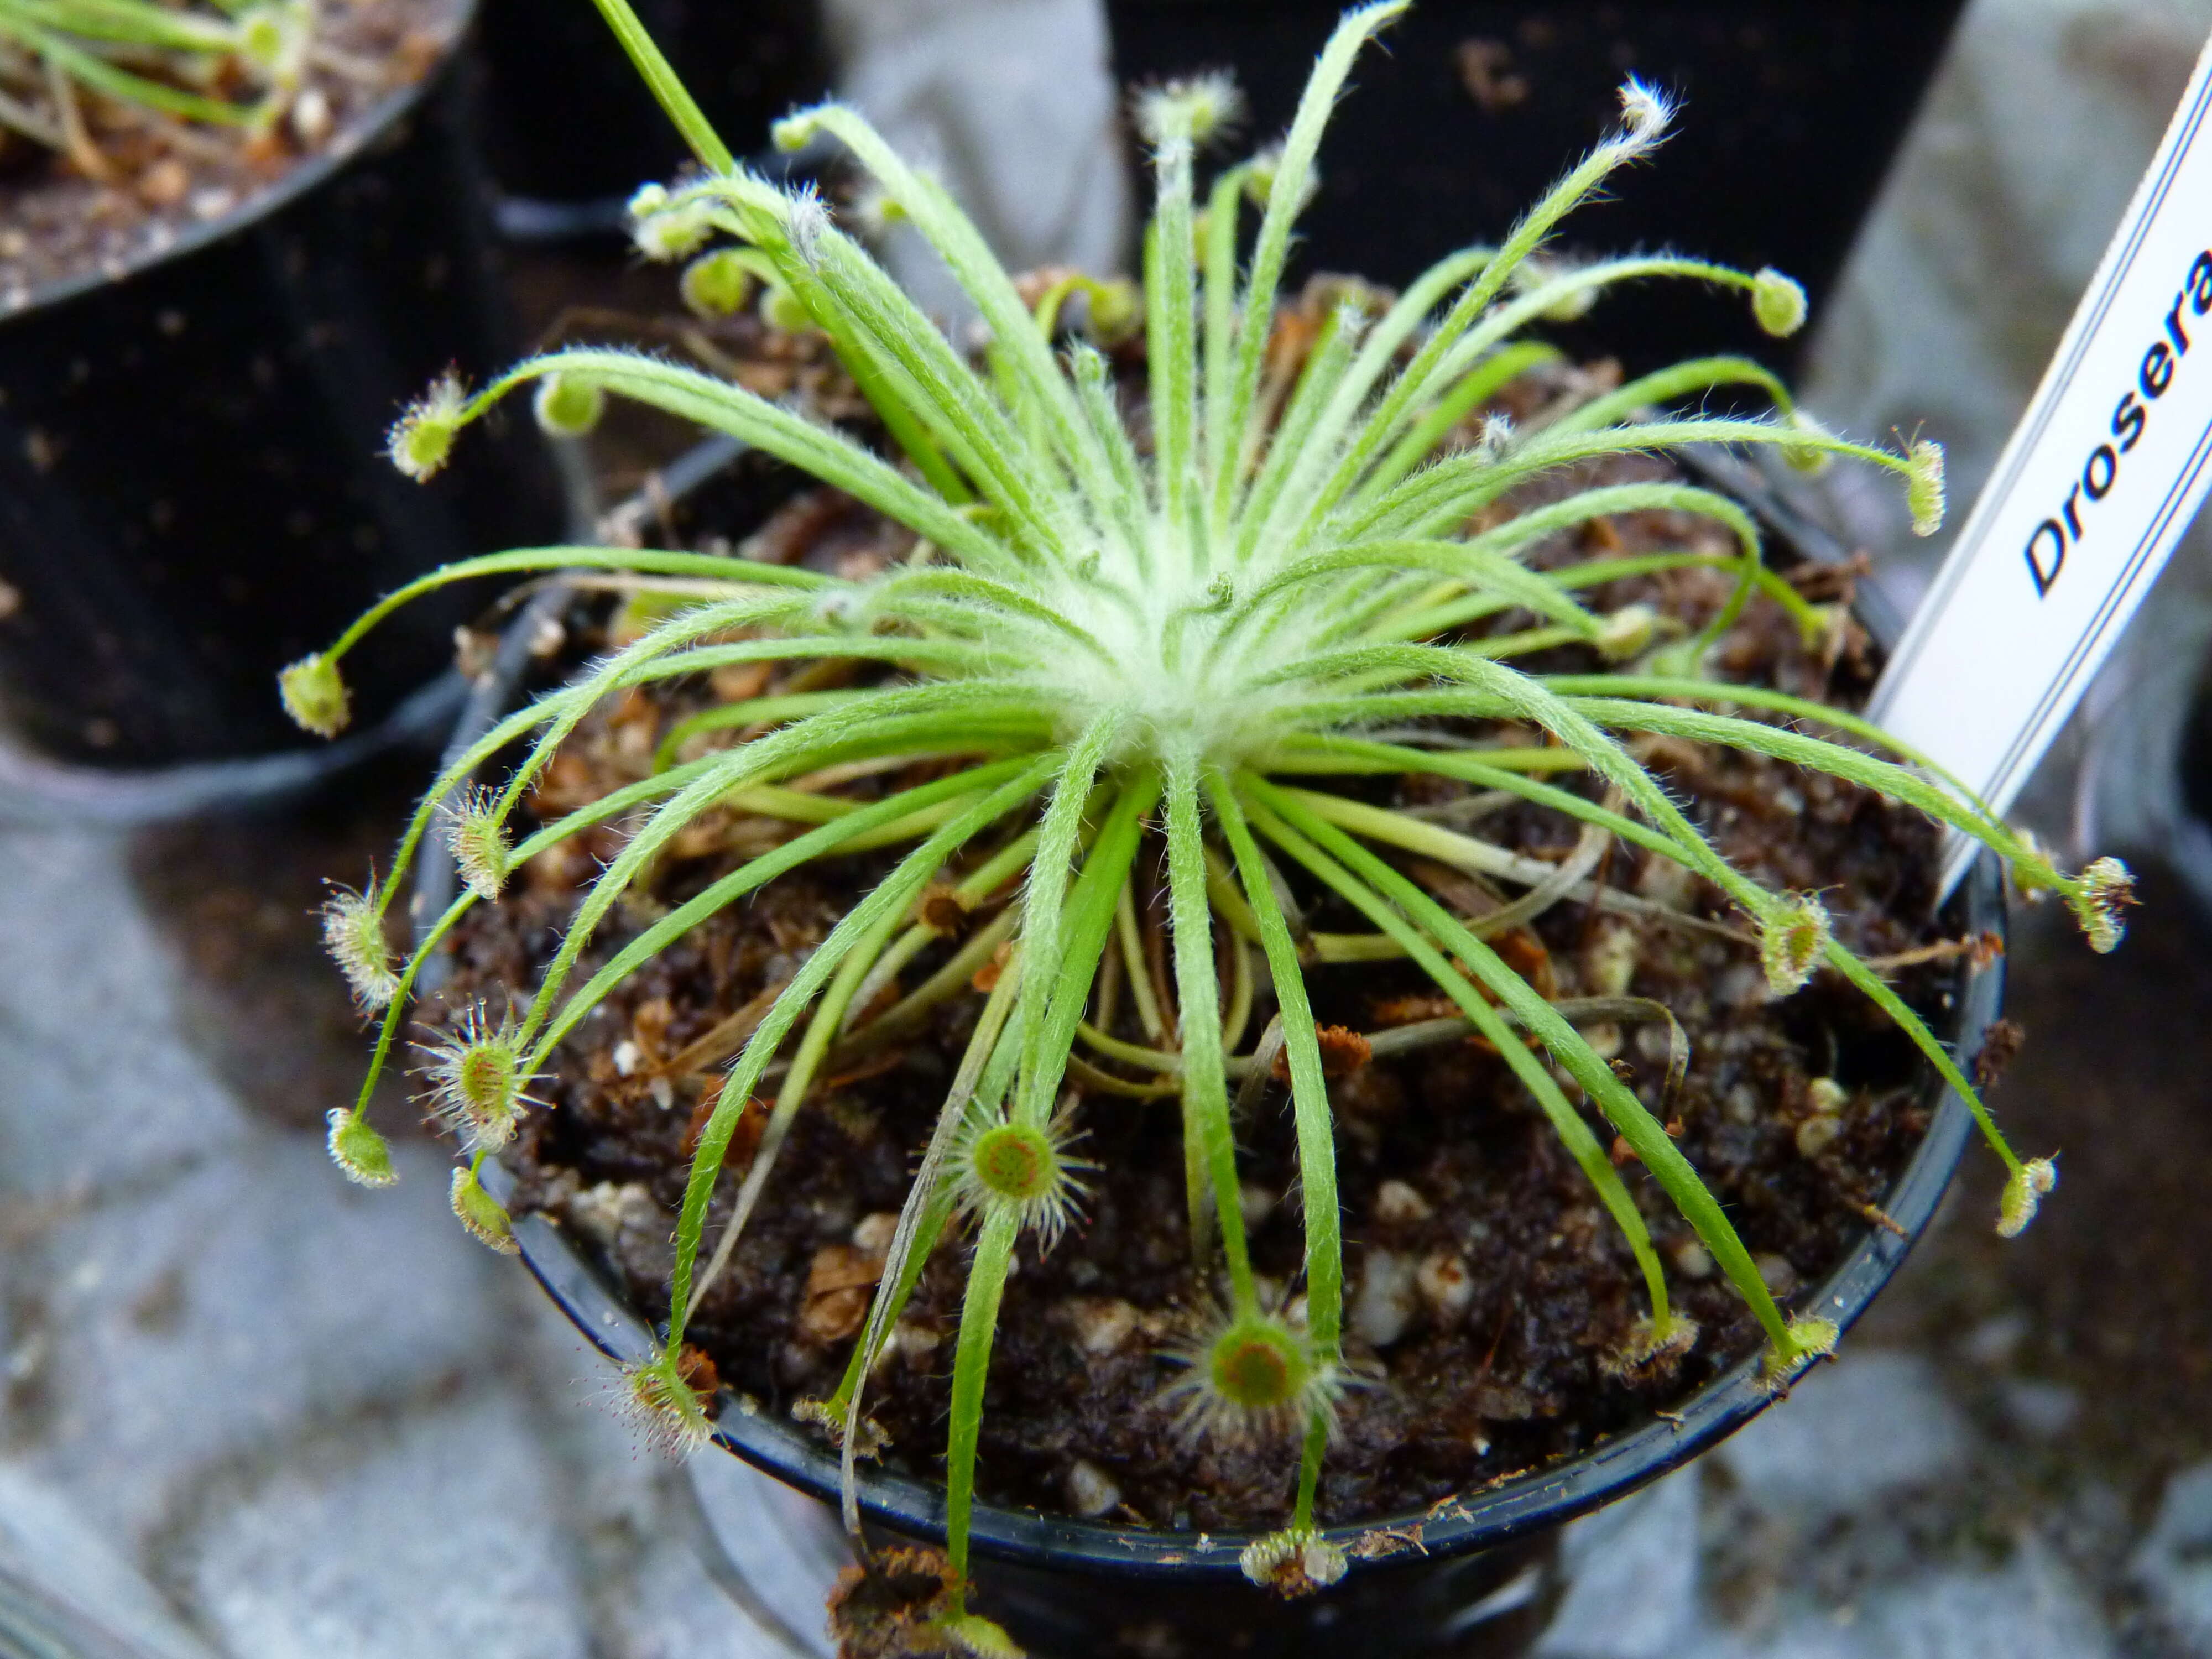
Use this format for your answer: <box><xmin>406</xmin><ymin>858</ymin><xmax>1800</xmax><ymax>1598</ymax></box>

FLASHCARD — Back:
<box><xmin>1105</xmin><ymin>1</ymin><xmax>1966</xmax><ymax>379</ymax></box>
<box><xmin>420</xmin><ymin>437</ymin><xmax>2005</xmax><ymax>1657</ymax></box>
<box><xmin>469</xmin><ymin>0</ymin><xmax>831</xmax><ymax>234</ymax></box>
<box><xmin>0</xmin><ymin>5</ymin><xmax>566</xmax><ymax>775</ymax></box>
<box><xmin>519</xmin><ymin>879</ymin><xmax>1998</xmax><ymax>1657</ymax></box>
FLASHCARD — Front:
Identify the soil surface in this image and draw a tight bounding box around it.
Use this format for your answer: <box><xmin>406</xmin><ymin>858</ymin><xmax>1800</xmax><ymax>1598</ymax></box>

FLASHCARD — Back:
<box><xmin>429</xmin><ymin>325</ymin><xmax>1975</xmax><ymax>1535</ymax></box>
<box><xmin>0</xmin><ymin>0</ymin><xmax>462</xmax><ymax>304</ymax></box>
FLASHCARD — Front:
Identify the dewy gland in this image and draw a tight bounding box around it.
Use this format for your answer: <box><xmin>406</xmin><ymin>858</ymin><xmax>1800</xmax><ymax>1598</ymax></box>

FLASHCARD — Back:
<box><xmin>2026</xmin><ymin>248</ymin><xmax>2212</xmax><ymax>597</ymax></box>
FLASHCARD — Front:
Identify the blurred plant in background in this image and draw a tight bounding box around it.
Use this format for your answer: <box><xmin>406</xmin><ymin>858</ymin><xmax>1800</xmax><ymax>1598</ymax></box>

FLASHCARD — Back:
<box><xmin>0</xmin><ymin>0</ymin><xmax>313</xmax><ymax>174</ymax></box>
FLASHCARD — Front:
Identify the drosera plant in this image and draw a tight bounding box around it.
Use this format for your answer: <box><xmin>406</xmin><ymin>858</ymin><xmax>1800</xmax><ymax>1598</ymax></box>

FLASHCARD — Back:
<box><xmin>288</xmin><ymin>0</ymin><xmax>2134</xmax><ymax>1632</ymax></box>
<box><xmin>0</xmin><ymin>0</ymin><xmax>314</xmax><ymax>173</ymax></box>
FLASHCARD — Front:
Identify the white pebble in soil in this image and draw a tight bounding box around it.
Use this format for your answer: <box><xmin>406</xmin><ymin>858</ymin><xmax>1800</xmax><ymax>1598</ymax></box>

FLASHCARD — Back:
<box><xmin>1373</xmin><ymin>1180</ymin><xmax>1431</xmax><ymax>1225</ymax></box>
<box><xmin>851</xmin><ymin>1212</ymin><xmax>900</xmax><ymax>1256</ymax></box>
<box><xmin>1416</xmin><ymin>1251</ymin><xmax>1475</xmax><ymax>1322</ymax></box>
<box><xmin>1238</xmin><ymin>1182</ymin><xmax>1277</xmax><ymax>1231</ymax></box>
<box><xmin>562</xmin><ymin>1180</ymin><xmax>663</xmax><ymax>1251</ymax></box>
<box><xmin>1065</xmin><ymin>1459</ymin><xmax>1121</xmax><ymax>1519</ymax></box>
<box><xmin>1063</xmin><ymin>1297</ymin><xmax>1140</xmax><ymax>1357</ymax></box>
<box><xmin>1350</xmin><ymin>1250</ymin><xmax>1421</xmax><ymax>1349</ymax></box>
<box><xmin>1794</xmin><ymin>1113</ymin><xmax>1844</xmax><ymax>1159</ymax></box>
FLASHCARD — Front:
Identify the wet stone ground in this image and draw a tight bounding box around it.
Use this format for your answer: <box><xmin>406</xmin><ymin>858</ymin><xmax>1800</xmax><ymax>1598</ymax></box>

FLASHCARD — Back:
<box><xmin>1</xmin><ymin>764</ymin><xmax>2208</xmax><ymax>1657</ymax></box>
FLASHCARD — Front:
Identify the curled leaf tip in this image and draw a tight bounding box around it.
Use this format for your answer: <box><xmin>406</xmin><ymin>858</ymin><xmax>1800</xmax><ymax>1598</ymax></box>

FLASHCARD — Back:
<box><xmin>441</xmin><ymin>786</ymin><xmax>513</xmax><ymax>902</ymax></box>
<box><xmin>1134</xmin><ymin>71</ymin><xmax>1245</xmax><ymax>149</ymax></box>
<box><xmin>629</xmin><ymin>195</ymin><xmax>714</xmax><ymax>262</ymax></box>
<box><xmin>326</xmin><ymin>1109</ymin><xmax>397</xmax><ymax>1188</ymax></box>
<box><xmin>531</xmin><ymin>372</ymin><xmax>605</xmax><ymax>439</ymax></box>
<box><xmin>1751</xmin><ymin>266</ymin><xmax>1807</xmax><ymax>337</ymax></box>
<box><xmin>1760</xmin><ymin>1314</ymin><xmax>1839</xmax><ymax>1391</ymax></box>
<box><xmin>449</xmin><ymin>1165</ymin><xmax>518</xmax><ymax>1254</ymax></box>
<box><xmin>620</xmin><ymin>1349</ymin><xmax>716</xmax><ymax>1459</ymax></box>
<box><xmin>279</xmin><ymin>652</ymin><xmax>351</xmax><ymax>739</ymax></box>
<box><xmin>320</xmin><ymin>880</ymin><xmax>397</xmax><ymax>1011</ymax></box>
<box><xmin>1596</xmin><ymin>602</ymin><xmax>1658</xmax><ymax>661</ymax></box>
<box><xmin>769</xmin><ymin>108</ymin><xmax>825</xmax><ymax>153</ymax></box>
<box><xmin>1244</xmin><ymin>142</ymin><xmax>1282</xmax><ymax>204</ymax></box>
<box><xmin>681</xmin><ymin>248</ymin><xmax>754</xmax><ymax>317</ymax></box>
<box><xmin>1240</xmin><ymin>1527</ymin><xmax>1348</xmax><ymax>1598</ymax></box>
<box><xmin>846</xmin><ymin>182</ymin><xmax>905</xmax><ymax>240</ymax></box>
<box><xmin>388</xmin><ymin>371</ymin><xmax>467</xmax><ymax>481</ymax></box>
<box><xmin>2073</xmin><ymin>856</ymin><xmax>2135</xmax><ymax>953</ymax></box>
<box><xmin>1760</xmin><ymin>892</ymin><xmax>1832</xmax><ymax>997</ymax></box>
<box><xmin>1997</xmin><ymin>1155</ymin><xmax>2058</xmax><ymax>1237</ymax></box>
<box><xmin>1618</xmin><ymin>75</ymin><xmax>1676</xmax><ymax>142</ymax></box>
<box><xmin>1782</xmin><ymin>407</ymin><xmax>1834</xmax><ymax>475</ymax></box>
<box><xmin>1906</xmin><ymin>438</ymin><xmax>1946</xmax><ymax>537</ymax></box>
<box><xmin>1085</xmin><ymin>279</ymin><xmax>1142</xmax><ymax>345</ymax></box>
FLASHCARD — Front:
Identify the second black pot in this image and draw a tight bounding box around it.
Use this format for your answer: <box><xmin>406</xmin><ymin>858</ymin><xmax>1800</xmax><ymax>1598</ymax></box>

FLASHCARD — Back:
<box><xmin>0</xmin><ymin>4</ymin><xmax>566</xmax><ymax>774</ymax></box>
<box><xmin>469</xmin><ymin>0</ymin><xmax>831</xmax><ymax>226</ymax></box>
<box><xmin>1106</xmin><ymin>1</ymin><xmax>1965</xmax><ymax>379</ymax></box>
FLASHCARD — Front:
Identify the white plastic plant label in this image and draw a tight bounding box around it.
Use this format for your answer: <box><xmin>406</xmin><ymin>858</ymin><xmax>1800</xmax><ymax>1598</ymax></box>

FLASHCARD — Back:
<box><xmin>1867</xmin><ymin>30</ymin><xmax>2212</xmax><ymax>895</ymax></box>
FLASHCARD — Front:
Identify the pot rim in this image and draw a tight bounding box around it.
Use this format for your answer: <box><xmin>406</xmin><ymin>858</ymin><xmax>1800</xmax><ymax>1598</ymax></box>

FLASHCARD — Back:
<box><xmin>427</xmin><ymin>442</ymin><xmax>2005</xmax><ymax>1582</ymax></box>
<box><xmin>2</xmin><ymin>0</ymin><xmax>475</xmax><ymax>322</ymax></box>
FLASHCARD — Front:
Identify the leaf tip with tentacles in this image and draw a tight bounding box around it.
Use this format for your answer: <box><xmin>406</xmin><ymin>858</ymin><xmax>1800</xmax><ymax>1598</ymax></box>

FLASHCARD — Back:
<box><xmin>1240</xmin><ymin>1526</ymin><xmax>1349</xmax><ymax>1597</ymax></box>
<box><xmin>618</xmin><ymin>1347</ymin><xmax>718</xmax><ymax>1460</ymax></box>
<box><xmin>387</xmin><ymin>369</ymin><xmax>467</xmax><ymax>481</ymax></box>
<box><xmin>450</xmin><ymin>1165</ymin><xmax>520</xmax><ymax>1254</ymax></box>
<box><xmin>1906</xmin><ymin>438</ymin><xmax>1947</xmax><ymax>537</ymax></box>
<box><xmin>1751</xmin><ymin>267</ymin><xmax>1808</xmax><ymax>337</ymax></box>
<box><xmin>279</xmin><ymin>651</ymin><xmax>351</xmax><ymax>739</ymax></box>
<box><xmin>319</xmin><ymin>879</ymin><xmax>396</xmax><ymax>1009</ymax></box>
<box><xmin>1759</xmin><ymin>891</ymin><xmax>1833</xmax><ymax>998</ymax></box>
<box><xmin>1997</xmin><ymin>1155</ymin><xmax>2059</xmax><ymax>1237</ymax></box>
<box><xmin>1165</xmin><ymin>1305</ymin><xmax>1348</xmax><ymax>1446</ymax></box>
<box><xmin>2073</xmin><ymin>855</ymin><xmax>2136</xmax><ymax>953</ymax></box>
<box><xmin>326</xmin><ymin>1109</ymin><xmax>398</xmax><ymax>1188</ymax></box>
<box><xmin>1759</xmin><ymin>1313</ymin><xmax>1839</xmax><ymax>1394</ymax></box>
<box><xmin>416</xmin><ymin>1004</ymin><xmax>540</xmax><ymax>1155</ymax></box>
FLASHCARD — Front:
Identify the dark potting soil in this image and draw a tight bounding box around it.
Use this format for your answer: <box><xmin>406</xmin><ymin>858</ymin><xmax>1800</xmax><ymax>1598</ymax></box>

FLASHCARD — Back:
<box><xmin>0</xmin><ymin>0</ymin><xmax>462</xmax><ymax>304</ymax></box>
<box><xmin>429</xmin><ymin>340</ymin><xmax>1974</xmax><ymax>1536</ymax></box>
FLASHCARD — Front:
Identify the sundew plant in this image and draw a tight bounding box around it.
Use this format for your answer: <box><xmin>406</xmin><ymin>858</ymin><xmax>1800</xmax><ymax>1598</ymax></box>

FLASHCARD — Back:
<box><xmin>288</xmin><ymin>0</ymin><xmax>2133</xmax><ymax>1619</ymax></box>
<box><xmin>0</xmin><ymin>0</ymin><xmax>311</xmax><ymax>166</ymax></box>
